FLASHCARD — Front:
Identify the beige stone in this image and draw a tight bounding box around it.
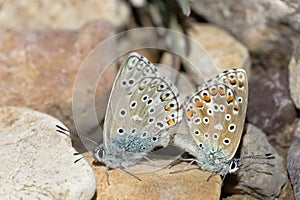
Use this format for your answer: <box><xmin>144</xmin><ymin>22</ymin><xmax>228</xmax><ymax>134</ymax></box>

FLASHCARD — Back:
<box><xmin>0</xmin><ymin>107</ymin><xmax>96</xmax><ymax>199</ymax></box>
<box><xmin>83</xmin><ymin>154</ymin><xmax>222</xmax><ymax>200</ymax></box>
<box><xmin>185</xmin><ymin>23</ymin><xmax>251</xmax><ymax>85</ymax></box>
<box><xmin>0</xmin><ymin>21</ymin><xmax>116</xmax><ymax>152</ymax></box>
<box><xmin>0</xmin><ymin>0</ymin><xmax>130</xmax><ymax>38</ymax></box>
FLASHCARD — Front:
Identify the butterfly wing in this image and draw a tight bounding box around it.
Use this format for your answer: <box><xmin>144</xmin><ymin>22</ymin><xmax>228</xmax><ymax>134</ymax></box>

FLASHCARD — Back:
<box><xmin>185</xmin><ymin>68</ymin><xmax>248</xmax><ymax>161</ymax></box>
<box><xmin>103</xmin><ymin>52</ymin><xmax>183</xmax><ymax>153</ymax></box>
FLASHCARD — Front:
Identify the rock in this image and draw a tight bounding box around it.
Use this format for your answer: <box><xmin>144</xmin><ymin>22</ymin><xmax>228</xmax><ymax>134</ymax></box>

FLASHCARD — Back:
<box><xmin>228</xmin><ymin>124</ymin><xmax>287</xmax><ymax>199</ymax></box>
<box><xmin>277</xmin><ymin>180</ymin><xmax>295</xmax><ymax>200</ymax></box>
<box><xmin>184</xmin><ymin>23</ymin><xmax>251</xmax><ymax>85</ymax></box>
<box><xmin>287</xmin><ymin>119</ymin><xmax>300</xmax><ymax>200</ymax></box>
<box><xmin>0</xmin><ymin>0</ymin><xmax>130</xmax><ymax>38</ymax></box>
<box><xmin>268</xmin><ymin>120</ymin><xmax>296</xmax><ymax>166</ymax></box>
<box><xmin>0</xmin><ymin>106</ymin><xmax>96</xmax><ymax>199</ymax></box>
<box><xmin>224</xmin><ymin>194</ymin><xmax>258</xmax><ymax>200</ymax></box>
<box><xmin>247</xmin><ymin>67</ymin><xmax>296</xmax><ymax>134</ymax></box>
<box><xmin>0</xmin><ymin>20</ymin><xmax>116</xmax><ymax>150</ymax></box>
<box><xmin>190</xmin><ymin>0</ymin><xmax>300</xmax><ymax>68</ymax></box>
<box><xmin>289</xmin><ymin>38</ymin><xmax>300</xmax><ymax>109</ymax></box>
<box><xmin>83</xmin><ymin>153</ymin><xmax>222</xmax><ymax>200</ymax></box>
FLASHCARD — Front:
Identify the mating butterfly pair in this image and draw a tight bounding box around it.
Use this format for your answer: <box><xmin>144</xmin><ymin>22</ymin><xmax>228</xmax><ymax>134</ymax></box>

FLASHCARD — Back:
<box><xmin>57</xmin><ymin>52</ymin><xmax>259</xmax><ymax>183</ymax></box>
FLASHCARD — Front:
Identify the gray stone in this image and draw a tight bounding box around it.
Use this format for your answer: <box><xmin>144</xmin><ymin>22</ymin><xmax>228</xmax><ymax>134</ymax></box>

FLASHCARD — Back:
<box><xmin>247</xmin><ymin>68</ymin><xmax>296</xmax><ymax>134</ymax></box>
<box><xmin>0</xmin><ymin>107</ymin><xmax>96</xmax><ymax>199</ymax></box>
<box><xmin>230</xmin><ymin>124</ymin><xmax>287</xmax><ymax>199</ymax></box>
<box><xmin>190</xmin><ymin>0</ymin><xmax>300</xmax><ymax>68</ymax></box>
<box><xmin>287</xmin><ymin>119</ymin><xmax>300</xmax><ymax>200</ymax></box>
<box><xmin>289</xmin><ymin>38</ymin><xmax>300</xmax><ymax>109</ymax></box>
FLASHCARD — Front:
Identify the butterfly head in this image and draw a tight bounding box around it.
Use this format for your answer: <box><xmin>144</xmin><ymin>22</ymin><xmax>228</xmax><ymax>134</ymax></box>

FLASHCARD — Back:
<box><xmin>228</xmin><ymin>158</ymin><xmax>240</xmax><ymax>174</ymax></box>
<box><xmin>93</xmin><ymin>144</ymin><xmax>106</xmax><ymax>163</ymax></box>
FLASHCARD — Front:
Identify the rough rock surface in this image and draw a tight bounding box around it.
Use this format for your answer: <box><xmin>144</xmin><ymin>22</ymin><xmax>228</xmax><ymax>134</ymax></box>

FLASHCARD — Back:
<box><xmin>83</xmin><ymin>153</ymin><xmax>222</xmax><ymax>200</ymax></box>
<box><xmin>247</xmin><ymin>67</ymin><xmax>296</xmax><ymax>134</ymax></box>
<box><xmin>0</xmin><ymin>20</ymin><xmax>116</xmax><ymax>144</ymax></box>
<box><xmin>0</xmin><ymin>106</ymin><xmax>96</xmax><ymax>199</ymax></box>
<box><xmin>229</xmin><ymin>124</ymin><xmax>287</xmax><ymax>199</ymax></box>
<box><xmin>287</xmin><ymin>119</ymin><xmax>300</xmax><ymax>200</ymax></box>
<box><xmin>184</xmin><ymin>23</ymin><xmax>251</xmax><ymax>85</ymax></box>
<box><xmin>65</xmin><ymin>101</ymin><xmax>222</xmax><ymax>199</ymax></box>
<box><xmin>289</xmin><ymin>38</ymin><xmax>300</xmax><ymax>109</ymax></box>
<box><xmin>190</xmin><ymin>0</ymin><xmax>300</xmax><ymax>68</ymax></box>
<box><xmin>0</xmin><ymin>0</ymin><xmax>130</xmax><ymax>38</ymax></box>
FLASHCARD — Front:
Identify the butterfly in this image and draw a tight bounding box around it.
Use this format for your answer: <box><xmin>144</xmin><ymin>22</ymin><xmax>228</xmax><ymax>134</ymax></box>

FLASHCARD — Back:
<box><xmin>57</xmin><ymin>52</ymin><xmax>183</xmax><ymax>184</ymax></box>
<box><xmin>174</xmin><ymin>68</ymin><xmax>251</xmax><ymax>177</ymax></box>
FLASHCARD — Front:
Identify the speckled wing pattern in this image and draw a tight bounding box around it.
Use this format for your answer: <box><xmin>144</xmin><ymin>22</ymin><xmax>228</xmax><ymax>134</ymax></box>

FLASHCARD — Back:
<box><xmin>185</xmin><ymin>68</ymin><xmax>248</xmax><ymax>161</ymax></box>
<box><xmin>103</xmin><ymin>52</ymin><xmax>183</xmax><ymax>153</ymax></box>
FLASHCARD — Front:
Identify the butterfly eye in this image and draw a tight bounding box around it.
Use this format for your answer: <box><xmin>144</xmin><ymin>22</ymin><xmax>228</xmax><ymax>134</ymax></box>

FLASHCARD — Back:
<box><xmin>94</xmin><ymin>147</ymin><xmax>105</xmax><ymax>161</ymax></box>
<box><xmin>228</xmin><ymin>160</ymin><xmax>239</xmax><ymax>174</ymax></box>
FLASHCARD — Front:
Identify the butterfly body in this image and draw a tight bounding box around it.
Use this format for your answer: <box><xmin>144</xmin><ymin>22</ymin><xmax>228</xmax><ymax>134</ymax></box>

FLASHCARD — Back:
<box><xmin>178</xmin><ymin>68</ymin><xmax>248</xmax><ymax>176</ymax></box>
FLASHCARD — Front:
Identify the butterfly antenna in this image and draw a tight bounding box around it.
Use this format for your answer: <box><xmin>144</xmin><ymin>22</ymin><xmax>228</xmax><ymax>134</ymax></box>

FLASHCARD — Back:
<box><xmin>72</xmin><ymin>152</ymin><xmax>91</xmax><ymax>163</ymax></box>
<box><xmin>56</xmin><ymin>125</ymin><xmax>99</xmax><ymax>146</ymax></box>
<box><xmin>241</xmin><ymin>153</ymin><xmax>275</xmax><ymax>160</ymax></box>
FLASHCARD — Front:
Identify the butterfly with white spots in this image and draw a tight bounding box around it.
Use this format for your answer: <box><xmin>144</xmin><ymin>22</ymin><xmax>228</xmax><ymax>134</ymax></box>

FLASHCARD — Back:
<box><xmin>174</xmin><ymin>68</ymin><xmax>250</xmax><ymax>177</ymax></box>
<box><xmin>57</xmin><ymin>52</ymin><xmax>183</xmax><ymax>184</ymax></box>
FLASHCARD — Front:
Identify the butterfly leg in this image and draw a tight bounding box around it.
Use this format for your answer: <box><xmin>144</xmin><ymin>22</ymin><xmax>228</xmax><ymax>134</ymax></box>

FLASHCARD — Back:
<box><xmin>106</xmin><ymin>165</ymin><xmax>110</xmax><ymax>185</ymax></box>
<box><xmin>170</xmin><ymin>158</ymin><xmax>199</xmax><ymax>174</ymax></box>
<box><xmin>121</xmin><ymin>164</ymin><xmax>142</xmax><ymax>181</ymax></box>
<box><xmin>143</xmin><ymin>156</ymin><xmax>164</xmax><ymax>167</ymax></box>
